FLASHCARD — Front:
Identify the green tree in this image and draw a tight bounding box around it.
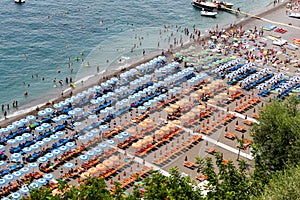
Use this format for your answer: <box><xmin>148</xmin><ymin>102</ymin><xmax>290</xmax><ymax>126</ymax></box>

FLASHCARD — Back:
<box><xmin>252</xmin><ymin>165</ymin><xmax>300</xmax><ymax>200</ymax></box>
<box><xmin>251</xmin><ymin>96</ymin><xmax>300</xmax><ymax>185</ymax></box>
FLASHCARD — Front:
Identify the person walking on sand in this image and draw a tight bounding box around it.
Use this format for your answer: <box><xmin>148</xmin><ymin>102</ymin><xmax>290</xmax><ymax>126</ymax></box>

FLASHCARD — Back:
<box><xmin>143</xmin><ymin>49</ymin><xmax>145</xmax><ymax>56</ymax></box>
<box><xmin>4</xmin><ymin>111</ymin><xmax>7</xmax><ymax>120</ymax></box>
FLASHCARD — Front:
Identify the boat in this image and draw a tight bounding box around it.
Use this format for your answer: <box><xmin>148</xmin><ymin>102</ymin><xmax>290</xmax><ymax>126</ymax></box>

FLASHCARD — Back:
<box><xmin>15</xmin><ymin>0</ymin><xmax>25</xmax><ymax>3</ymax></box>
<box><xmin>192</xmin><ymin>0</ymin><xmax>234</xmax><ymax>11</ymax></box>
<box><xmin>201</xmin><ymin>9</ymin><xmax>218</xmax><ymax>17</ymax></box>
<box><xmin>289</xmin><ymin>12</ymin><xmax>300</xmax><ymax>19</ymax></box>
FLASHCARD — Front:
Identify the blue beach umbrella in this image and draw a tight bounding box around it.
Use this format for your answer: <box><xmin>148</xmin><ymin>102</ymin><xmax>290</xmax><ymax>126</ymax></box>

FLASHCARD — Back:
<box><xmin>45</xmin><ymin>153</ymin><xmax>54</xmax><ymax>159</ymax></box>
<box><xmin>20</xmin><ymin>167</ymin><xmax>30</xmax><ymax>174</ymax></box>
<box><xmin>20</xmin><ymin>118</ymin><xmax>29</xmax><ymax>126</ymax></box>
<box><xmin>43</xmin><ymin>173</ymin><xmax>54</xmax><ymax>181</ymax></box>
<box><xmin>59</xmin><ymin>146</ymin><xmax>68</xmax><ymax>152</ymax></box>
<box><xmin>12</xmin><ymin>171</ymin><xmax>22</xmax><ymax>178</ymax></box>
<box><xmin>13</xmin><ymin>121</ymin><xmax>22</xmax><ymax>128</ymax></box>
<box><xmin>0</xmin><ymin>179</ymin><xmax>6</xmax><ymax>186</ymax></box>
<box><xmin>99</xmin><ymin>125</ymin><xmax>109</xmax><ymax>131</ymax></box>
<box><xmin>7</xmin><ymin>139</ymin><xmax>16</xmax><ymax>145</ymax></box>
<box><xmin>86</xmin><ymin>151</ymin><xmax>95</xmax><ymax>157</ymax></box>
<box><xmin>68</xmin><ymin>110</ymin><xmax>76</xmax><ymax>116</ymax></box>
<box><xmin>106</xmin><ymin>140</ymin><xmax>115</xmax><ymax>145</ymax></box>
<box><xmin>99</xmin><ymin>143</ymin><xmax>107</xmax><ymax>149</ymax></box>
<box><xmin>64</xmin><ymin>162</ymin><xmax>74</xmax><ymax>169</ymax></box>
<box><xmin>0</xmin><ymin>161</ymin><xmax>5</xmax><ymax>167</ymax></box>
<box><xmin>52</xmin><ymin>149</ymin><xmax>61</xmax><ymax>156</ymax></box>
<box><xmin>4</xmin><ymin>174</ymin><xmax>14</xmax><ymax>181</ymax></box>
<box><xmin>37</xmin><ymin>178</ymin><xmax>47</xmax><ymax>186</ymax></box>
<box><xmin>52</xmin><ymin>116</ymin><xmax>62</xmax><ymax>123</ymax></box>
<box><xmin>22</xmin><ymin>132</ymin><xmax>31</xmax><ymax>139</ymax></box>
<box><xmin>31</xmin><ymin>144</ymin><xmax>39</xmax><ymax>150</ymax></box>
<box><xmin>28</xmin><ymin>162</ymin><xmax>38</xmax><ymax>169</ymax></box>
<box><xmin>78</xmin><ymin>135</ymin><xmax>87</xmax><ymax>141</ymax></box>
<box><xmin>74</xmin><ymin>107</ymin><xmax>83</xmax><ymax>113</ymax></box>
<box><xmin>11</xmin><ymin>153</ymin><xmax>21</xmax><ymax>160</ymax></box>
<box><xmin>29</xmin><ymin>182</ymin><xmax>39</xmax><ymax>189</ymax></box>
<box><xmin>79</xmin><ymin>155</ymin><xmax>89</xmax><ymax>161</ymax></box>
<box><xmin>10</xmin><ymin>192</ymin><xmax>21</xmax><ymax>200</ymax></box>
<box><xmin>38</xmin><ymin>110</ymin><xmax>47</xmax><ymax>117</ymax></box>
<box><xmin>53</xmin><ymin>103</ymin><xmax>63</xmax><ymax>110</ymax></box>
<box><xmin>66</xmin><ymin>142</ymin><xmax>75</xmax><ymax>148</ymax></box>
<box><xmin>0</xmin><ymin>145</ymin><xmax>4</xmax><ymax>151</ymax></box>
<box><xmin>35</xmin><ymin>126</ymin><xmax>44</xmax><ymax>133</ymax></box>
<box><xmin>23</xmin><ymin>147</ymin><xmax>32</xmax><ymax>153</ymax></box>
<box><xmin>42</xmin><ymin>123</ymin><xmax>51</xmax><ymax>129</ymax></box>
<box><xmin>73</xmin><ymin>122</ymin><xmax>82</xmax><ymax>128</ymax></box>
<box><xmin>86</xmin><ymin>132</ymin><xmax>94</xmax><ymax>138</ymax></box>
<box><xmin>50</xmin><ymin>134</ymin><xmax>59</xmax><ymax>140</ymax></box>
<box><xmin>2</xmin><ymin>128</ymin><xmax>10</xmax><ymax>134</ymax></box>
<box><xmin>36</xmin><ymin>141</ymin><xmax>44</xmax><ymax>147</ymax></box>
<box><xmin>55</xmin><ymin>131</ymin><xmax>64</xmax><ymax>137</ymax></box>
<box><xmin>7</xmin><ymin>124</ymin><xmax>16</xmax><ymax>132</ymax></box>
<box><xmin>93</xmin><ymin>148</ymin><xmax>102</xmax><ymax>155</ymax></box>
<box><xmin>20</xmin><ymin>186</ymin><xmax>30</xmax><ymax>195</ymax></box>
<box><xmin>43</xmin><ymin>137</ymin><xmax>52</xmax><ymax>143</ymax></box>
<box><xmin>38</xmin><ymin>157</ymin><xmax>48</xmax><ymax>163</ymax></box>
<box><xmin>26</xmin><ymin>115</ymin><xmax>36</xmax><ymax>122</ymax></box>
<box><xmin>45</xmin><ymin>107</ymin><xmax>54</xmax><ymax>115</ymax></box>
<box><xmin>115</xmin><ymin>134</ymin><xmax>124</xmax><ymax>140</ymax></box>
<box><xmin>15</xmin><ymin>136</ymin><xmax>24</xmax><ymax>142</ymax></box>
<box><xmin>91</xmin><ymin>129</ymin><xmax>100</xmax><ymax>135</ymax></box>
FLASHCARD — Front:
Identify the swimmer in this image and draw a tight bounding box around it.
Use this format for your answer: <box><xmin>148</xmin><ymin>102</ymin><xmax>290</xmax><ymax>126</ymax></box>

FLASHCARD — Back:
<box><xmin>57</xmin><ymin>70</ymin><xmax>61</xmax><ymax>73</ymax></box>
<box><xmin>24</xmin><ymin>92</ymin><xmax>28</xmax><ymax>96</ymax></box>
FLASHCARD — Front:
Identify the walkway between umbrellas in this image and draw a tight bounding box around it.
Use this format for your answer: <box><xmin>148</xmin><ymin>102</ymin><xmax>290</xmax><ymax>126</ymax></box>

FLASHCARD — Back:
<box><xmin>207</xmin><ymin>103</ymin><xmax>259</xmax><ymax>124</ymax></box>
<box><xmin>110</xmin><ymin>146</ymin><xmax>171</xmax><ymax>177</ymax></box>
<box><xmin>180</xmin><ymin>126</ymin><xmax>253</xmax><ymax>160</ymax></box>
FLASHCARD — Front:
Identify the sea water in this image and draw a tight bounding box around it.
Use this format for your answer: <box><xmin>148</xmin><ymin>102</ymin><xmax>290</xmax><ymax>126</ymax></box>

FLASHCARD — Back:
<box><xmin>0</xmin><ymin>0</ymin><xmax>275</xmax><ymax>116</ymax></box>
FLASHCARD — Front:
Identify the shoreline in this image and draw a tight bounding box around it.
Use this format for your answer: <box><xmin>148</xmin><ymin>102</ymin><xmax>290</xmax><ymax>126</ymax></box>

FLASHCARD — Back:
<box><xmin>0</xmin><ymin>0</ymin><xmax>288</xmax><ymax>128</ymax></box>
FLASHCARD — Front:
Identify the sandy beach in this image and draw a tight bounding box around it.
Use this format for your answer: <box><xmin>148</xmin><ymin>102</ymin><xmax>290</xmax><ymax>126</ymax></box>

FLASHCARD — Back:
<box><xmin>0</xmin><ymin>0</ymin><xmax>300</xmax><ymax>198</ymax></box>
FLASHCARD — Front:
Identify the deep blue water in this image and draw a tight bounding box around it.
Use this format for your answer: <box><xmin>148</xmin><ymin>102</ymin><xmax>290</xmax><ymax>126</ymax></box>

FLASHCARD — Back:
<box><xmin>0</xmin><ymin>0</ymin><xmax>272</xmax><ymax>113</ymax></box>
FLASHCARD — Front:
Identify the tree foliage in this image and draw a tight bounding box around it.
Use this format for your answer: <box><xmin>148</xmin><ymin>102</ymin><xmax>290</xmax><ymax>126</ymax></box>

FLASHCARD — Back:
<box><xmin>251</xmin><ymin>96</ymin><xmax>300</xmax><ymax>182</ymax></box>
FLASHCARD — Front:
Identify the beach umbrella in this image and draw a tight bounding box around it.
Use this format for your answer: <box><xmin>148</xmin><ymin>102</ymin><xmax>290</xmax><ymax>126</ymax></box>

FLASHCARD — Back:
<box><xmin>43</xmin><ymin>173</ymin><xmax>54</xmax><ymax>181</ymax></box>
<box><xmin>68</xmin><ymin>110</ymin><xmax>76</xmax><ymax>116</ymax></box>
<box><xmin>43</xmin><ymin>137</ymin><xmax>52</xmax><ymax>144</ymax></box>
<box><xmin>91</xmin><ymin>129</ymin><xmax>100</xmax><ymax>135</ymax></box>
<box><xmin>0</xmin><ymin>179</ymin><xmax>6</xmax><ymax>187</ymax></box>
<box><xmin>26</xmin><ymin>115</ymin><xmax>36</xmax><ymax>122</ymax></box>
<box><xmin>93</xmin><ymin>148</ymin><xmax>102</xmax><ymax>155</ymax></box>
<box><xmin>0</xmin><ymin>161</ymin><xmax>5</xmax><ymax>167</ymax></box>
<box><xmin>4</xmin><ymin>174</ymin><xmax>14</xmax><ymax>181</ymax></box>
<box><xmin>1</xmin><ymin>127</ymin><xmax>10</xmax><ymax>134</ymax></box>
<box><xmin>103</xmin><ymin>159</ymin><xmax>113</xmax><ymax>167</ymax></box>
<box><xmin>38</xmin><ymin>156</ymin><xmax>48</xmax><ymax>163</ymax></box>
<box><xmin>99</xmin><ymin>143</ymin><xmax>108</xmax><ymax>149</ymax></box>
<box><xmin>22</xmin><ymin>132</ymin><xmax>31</xmax><ymax>139</ymax></box>
<box><xmin>88</xmin><ymin>167</ymin><xmax>98</xmax><ymax>176</ymax></box>
<box><xmin>78</xmin><ymin>135</ymin><xmax>87</xmax><ymax>141</ymax></box>
<box><xmin>12</xmin><ymin>171</ymin><xmax>22</xmax><ymax>178</ymax></box>
<box><xmin>20</xmin><ymin>118</ymin><xmax>29</xmax><ymax>126</ymax></box>
<box><xmin>100</xmin><ymin>125</ymin><xmax>109</xmax><ymax>131</ymax></box>
<box><xmin>50</xmin><ymin>134</ymin><xmax>59</xmax><ymax>140</ymax></box>
<box><xmin>20</xmin><ymin>186</ymin><xmax>30</xmax><ymax>195</ymax></box>
<box><xmin>115</xmin><ymin>134</ymin><xmax>124</xmax><ymax>140</ymax></box>
<box><xmin>11</xmin><ymin>153</ymin><xmax>21</xmax><ymax>161</ymax></box>
<box><xmin>66</xmin><ymin>142</ymin><xmax>75</xmax><ymax>148</ymax></box>
<box><xmin>38</xmin><ymin>110</ymin><xmax>47</xmax><ymax>117</ymax></box>
<box><xmin>86</xmin><ymin>132</ymin><xmax>94</xmax><ymax>139</ymax></box>
<box><xmin>81</xmin><ymin>172</ymin><xmax>90</xmax><ymax>179</ymax></box>
<box><xmin>121</xmin><ymin>131</ymin><xmax>130</xmax><ymax>137</ymax></box>
<box><xmin>12</xmin><ymin>121</ymin><xmax>23</xmax><ymax>128</ymax></box>
<box><xmin>45</xmin><ymin>107</ymin><xmax>54</xmax><ymax>115</ymax></box>
<box><xmin>86</xmin><ymin>151</ymin><xmax>95</xmax><ymax>157</ymax></box>
<box><xmin>15</xmin><ymin>136</ymin><xmax>24</xmax><ymax>142</ymax></box>
<box><xmin>59</xmin><ymin>146</ymin><xmax>68</xmax><ymax>152</ymax></box>
<box><xmin>20</xmin><ymin>167</ymin><xmax>30</xmax><ymax>174</ymax></box>
<box><xmin>36</xmin><ymin>141</ymin><xmax>44</xmax><ymax>146</ymax></box>
<box><xmin>44</xmin><ymin>153</ymin><xmax>54</xmax><ymax>159</ymax></box>
<box><xmin>37</xmin><ymin>178</ymin><xmax>47</xmax><ymax>186</ymax></box>
<box><xmin>35</xmin><ymin>126</ymin><xmax>44</xmax><ymax>133</ymax></box>
<box><xmin>7</xmin><ymin>139</ymin><xmax>16</xmax><ymax>145</ymax></box>
<box><xmin>10</xmin><ymin>192</ymin><xmax>21</xmax><ymax>200</ymax></box>
<box><xmin>29</xmin><ymin>182</ymin><xmax>39</xmax><ymax>189</ymax></box>
<box><xmin>64</xmin><ymin>162</ymin><xmax>74</xmax><ymax>169</ymax></box>
<box><xmin>52</xmin><ymin>149</ymin><xmax>61</xmax><ymax>156</ymax></box>
<box><xmin>7</xmin><ymin>124</ymin><xmax>17</xmax><ymax>132</ymax></box>
<box><xmin>164</xmin><ymin>107</ymin><xmax>174</xmax><ymax>113</ymax></box>
<box><xmin>52</xmin><ymin>116</ymin><xmax>62</xmax><ymax>123</ymax></box>
<box><xmin>96</xmin><ymin>164</ymin><xmax>106</xmax><ymax>171</ymax></box>
<box><xmin>79</xmin><ymin>155</ymin><xmax>89</xmax><ymax>161</ymax></box>
<box><xmin>106</xmin><ymin>140</ymin><xmax>115</xmax><ymax>145</ymax></box>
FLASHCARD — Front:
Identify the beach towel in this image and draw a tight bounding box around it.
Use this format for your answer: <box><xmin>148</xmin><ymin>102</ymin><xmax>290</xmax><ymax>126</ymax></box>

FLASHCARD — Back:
<box><xmin>274</xmin><ymin>27</ymin><xmax>287</xmax><ymax>34</ymax></box>
<box><xmin>269</xmin><ymin>33</ymin><xmax>281</xmax><ymax>39</ymax></box>
<box><xmin>263</xmin><ymin>24</ymin><xmax>277</xmax><ymax>31</ymax></box>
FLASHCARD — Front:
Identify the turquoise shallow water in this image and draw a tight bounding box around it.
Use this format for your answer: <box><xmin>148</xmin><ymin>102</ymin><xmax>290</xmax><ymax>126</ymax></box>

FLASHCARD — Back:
<box><xmin>0</xmin><ymin>0</ymin><xmax>273</xmax><ymax>113</ymax></box>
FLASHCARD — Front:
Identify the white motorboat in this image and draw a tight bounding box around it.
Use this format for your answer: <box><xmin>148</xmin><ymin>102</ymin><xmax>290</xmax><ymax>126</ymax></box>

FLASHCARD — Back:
<box><xmin>289</xmin><ymin>12</ymin><xmax>300</xmax><ymax>19</ymax></box>
<box><xmin>201</xmin><ymin>10</ymin><xmax>218</xmax><ymax>17</ymax></box>
<box><xmin>15</xmin><ymin>0</ymin><xmax>25</xmax><ymax>3</ymax></box>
